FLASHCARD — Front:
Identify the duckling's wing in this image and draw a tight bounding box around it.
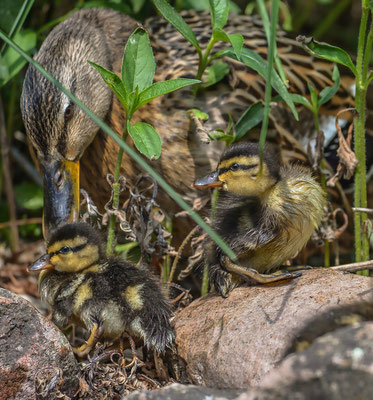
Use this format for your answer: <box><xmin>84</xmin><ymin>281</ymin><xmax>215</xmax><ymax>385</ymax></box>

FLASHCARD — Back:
<box><xmin>229</xmin><ymin>226</ymin><xmax>279</xmax><ymax>255</ymax></box>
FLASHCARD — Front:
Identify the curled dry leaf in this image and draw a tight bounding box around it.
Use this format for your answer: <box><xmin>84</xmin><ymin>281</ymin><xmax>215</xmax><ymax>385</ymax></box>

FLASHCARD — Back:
<box><xmin>327</xmin><ymin>108</ymin><xmax>358</xmax><ymax>187</ymax></box>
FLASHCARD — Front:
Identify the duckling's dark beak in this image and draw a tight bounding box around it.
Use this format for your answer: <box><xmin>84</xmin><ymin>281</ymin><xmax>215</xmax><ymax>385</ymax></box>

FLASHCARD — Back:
<box><xmin>193</xmin><ymin>171</ymin><xmax>223</xmax><ymax>189</ymax></box>
<box><xmin>28</xmin><ymin>254</ymin><xmax>54</xmax><ymax>272</ymax></box>
<box><xmin>41</xmin><ymin>159</ymin><xmax>80</xmax><ymax>239</ymax></box>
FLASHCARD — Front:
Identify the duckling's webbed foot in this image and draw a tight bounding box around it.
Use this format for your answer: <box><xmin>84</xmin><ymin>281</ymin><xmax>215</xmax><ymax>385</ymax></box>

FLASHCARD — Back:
<box><xmin>223</xmin><ymin>258</ymin><xmax>302</xmax><ymax>285</ymax></box>
<box><xmin>73</xmin><ymin>322</ymin><xmax>104</xmax><ymax>358</ymax></box>
<box><xmin>209</xmin><ymin>262</ymin><xmax>241</xmax><ymax>297</ymax></box>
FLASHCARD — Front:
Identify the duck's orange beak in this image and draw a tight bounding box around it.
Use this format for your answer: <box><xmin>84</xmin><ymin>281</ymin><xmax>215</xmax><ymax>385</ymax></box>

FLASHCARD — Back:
<box><xmin>193</xmin><ymin>171</ymin><xmax>223</xmax><ymax>189</ymax></box>
<box><xmin>28</xmin><ymin>254</ymin><xmax>54</xmax><ymax>272</ymax></box>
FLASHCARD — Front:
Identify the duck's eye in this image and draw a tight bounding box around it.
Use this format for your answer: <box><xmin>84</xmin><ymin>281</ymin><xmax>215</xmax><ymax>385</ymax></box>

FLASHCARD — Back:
<box><xmin>59</xmin><ymin>246</ymin><xmax>71</xmax><ymax>254</ymax></box>
<box><xmin>64</xmin><ymin>104</ymin><xmax>74</xmax><ymax>120</ymax></box>
<box><xmin>230</xmin><ymin>163</ymin><xmax>239</xmax><ymax>171</ymax></box>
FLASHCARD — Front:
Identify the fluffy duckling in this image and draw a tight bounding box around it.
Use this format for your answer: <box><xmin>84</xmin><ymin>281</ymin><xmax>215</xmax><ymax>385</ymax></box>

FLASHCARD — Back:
<box><xmin>194</xmin><ymin>142</ymin><xmax>326</xmax><ymax>297</ymax></box>
<box><xmin>28</xmin><ymin>222</ymin><xmax>174</xmax><ymax>358</ymax></box>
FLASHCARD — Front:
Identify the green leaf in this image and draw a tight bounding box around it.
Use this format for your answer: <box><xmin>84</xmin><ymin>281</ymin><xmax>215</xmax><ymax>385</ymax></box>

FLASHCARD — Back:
<box><xmin>136</xmin><ymin>78</ymin><xmax>200</xmax><ymax>109</ymax></box>
<box><xmin>319</xmin><ymin>65</ymin><xmax>340</xmax><ymax>106</ymax></box>
<box><xmin>297</xmin><ymin>36</ymin><xmax>357</xmax><ymax>76</ymax></box>
<box><xmin>228</xmin><ymin>48</ymin><xmax>298</xmax><ymax>120</ymax></box>
<box><xmin>212</xmin><ymin>28</ymin><xmax>243</xmax><ymax>59</ymax></box>
<box><xmin>152</xmin><ymin>0</ymin><xmax>201</xmax><ymax>52</ymax></box>
<box><xmin>274</xmin><ymin>93</ymin><xmax>312</xmax><ymax>109</ymax></box>
<box><xmin>0</xmin><ymin>29</ymin><xmax>36</xmax><ymax>87</ymax></box>
<box><xmin>202</xmin><ymin>60</ymin><xmax>229</xmax><ymax>88</ymax></box>
<box><xmin>130</xmin><ymin>0</ymin><xmax>146</xmax><ymax>13</ymax></box>
<box><xmin>187</xmin><ymin>108</ymin><xmax>209</xmax><ymax>120</ymax></box>
<box><xmin>307</xmin><ymin>82</ymin><xmax>319</xmax><ymax>108</ymax></box>
<box><xmin>122</xmin><ymin>28</ymin><xmax>155</xmax><ymax>94</ymax></box>
<box><xmin>88</xmin><ymin>61</ymin><xmax>128</xmax><ymax>110</ymax></box>
<box><xmin>235</xmin><ymin>102</ymin><xmax>264</xmax><ymax>139</ymax></box>
<box><xmin>128</xmin><ymin>122</ymin><xmax>162</xmax><ymax>159</ymax></box>
<box><xmin>366</xmin><ymin>70</ymin><xmax>373</xmax><ymax>88</ymax></box>
<box><xmin>209</xmin><ymin>0</ymin><xmax>229</xmax><ymax>29</ymax></box>
<box><xmin>14</xmin><ymin>182</ymin><xmax>43</xmax><ymax>210</ymax></box>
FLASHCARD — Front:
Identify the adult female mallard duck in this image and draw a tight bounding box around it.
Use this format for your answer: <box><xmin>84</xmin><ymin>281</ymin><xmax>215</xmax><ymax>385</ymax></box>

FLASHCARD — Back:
<box><xmin>28</xmin><ymin>222</ymin><xmax>174</xmax><ymax>358</ymax></box>
<box><xmin>21</xmin><ymin>7</ymin><xmax>353</xmax><ymax>238</ymax></box>
<box><xmin>194</xmin><ymin>141</ymin><xmax>326</xmax><ymax>297</ymax></box>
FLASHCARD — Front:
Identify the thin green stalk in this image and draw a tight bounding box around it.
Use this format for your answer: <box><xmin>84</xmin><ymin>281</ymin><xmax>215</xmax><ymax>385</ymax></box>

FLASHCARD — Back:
<box><xmin>259</xmin><ymin>0</ymin><xmax>279</xmax><ymax>171</ymax></box>
<box><xmin>354</xmin><ymin>1</ymin><xmax>370</xmax><ymax>264</ymax></box>
<box><xmin>162</xmin><ymin>216</ymin><xmax>173</xmax><ymax>282</ymax></box>
<box><xmin>107</xmin><ymin>125</ymin><xmax>129</xmax><ymax>256</ymax></box>
<box><xmin>193</xmin><ymin>37</ymin><xmax>216</xmax><ymax>95</ymax></box>
<box><xmin>0</xmin><ymin>30</ymin><xmax>237</xmax><ymax>262</ymax></box>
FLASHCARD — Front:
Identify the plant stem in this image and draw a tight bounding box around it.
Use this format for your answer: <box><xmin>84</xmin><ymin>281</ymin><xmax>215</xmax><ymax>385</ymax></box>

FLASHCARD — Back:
<box><xmin>354</xmin><ymin>1</ymin><xmax>370</xmax><ymax>265</ymax></box>
<box><xmin>106</xmin><ymin>124</ymin><xmax>129</xmax><ymax>256</ymax></box>
<box><xmin>194</xmin><ymin>37</ymin><xmax>216</xmax><ymax>95</ymax></box>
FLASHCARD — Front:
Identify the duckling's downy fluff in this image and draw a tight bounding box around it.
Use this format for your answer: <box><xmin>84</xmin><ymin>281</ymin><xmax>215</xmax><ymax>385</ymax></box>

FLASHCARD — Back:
<box><xmin>194</xmin><ymin>142</ymin><xmax>326</xmax><ymax>297</ymax></box>
<box><xmin>28</xmin><ymin>222</ymin><xmax>174</xmax><ymax>357</ymax></box>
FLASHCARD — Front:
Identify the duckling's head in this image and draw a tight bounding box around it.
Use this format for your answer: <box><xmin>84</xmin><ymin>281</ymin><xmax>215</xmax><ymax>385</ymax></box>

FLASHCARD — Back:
<box><xmin>194</xmin><ymin>142</ymin><xmax>281</xmax><ymax>197</ymax></box>
<box><xmin>28</xmin><ymin>222</ymin><xmax>104</xmax><ymax>273</ymax></box>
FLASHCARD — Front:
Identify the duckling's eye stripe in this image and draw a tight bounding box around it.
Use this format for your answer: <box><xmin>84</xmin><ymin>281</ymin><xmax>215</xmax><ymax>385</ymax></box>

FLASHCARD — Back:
<box><xmin>219</xmin><ymin>164</ymin><xmax>258</xmax><ymax>174</ymax></box>
<box><xmin>69</xmin><ymin>243</ymin><xmax>86</xmax><ymax>253</ymax></box>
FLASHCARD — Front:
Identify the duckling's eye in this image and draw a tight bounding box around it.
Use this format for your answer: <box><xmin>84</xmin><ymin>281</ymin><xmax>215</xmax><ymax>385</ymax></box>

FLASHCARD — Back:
<box><xmin>230</xmin><ymin>163</ymin><xmax>239</xmax><ymax>171</ymax></box>
<box><xmin>59</xmin><ymin>246</ymin><xmax>71</xmax><ymax>254</ymax></box>
<box><xmin>64</xmin><ymin>104</ymin><xmax>74</xmax><ymax>120</ymax></box>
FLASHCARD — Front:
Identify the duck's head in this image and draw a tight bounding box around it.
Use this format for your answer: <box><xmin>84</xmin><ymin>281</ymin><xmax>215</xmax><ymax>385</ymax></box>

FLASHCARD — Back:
<box><xmin>194</xmin><ymin>142</ymin><xmax>281</xmax><ymax>197</ymax></box>
<box><xmin>28</xmin><ymin>222</ymin><xmax>104</xmax><ymax>273</ymax></box>
<box><xmin>20</xmin><ymin>9</ymin><xmax>136</xmax><ymax>238</ymax></box>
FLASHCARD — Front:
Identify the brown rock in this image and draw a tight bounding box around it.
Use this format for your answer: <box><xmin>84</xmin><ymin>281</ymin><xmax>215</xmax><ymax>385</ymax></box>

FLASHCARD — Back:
<box><xmin>242</xmin><ymin>322</ymin><xmax>373</xmax><ymax>400</ymax></box>
<box><xmin>174</xmin><ymin>268</ymin><xmax>373</xmax><ymax>389</ymax></box>
<box><xmin>0</xmin><ymin>288</ymin><xmax>79</xmax><ymax>399</ymax></box>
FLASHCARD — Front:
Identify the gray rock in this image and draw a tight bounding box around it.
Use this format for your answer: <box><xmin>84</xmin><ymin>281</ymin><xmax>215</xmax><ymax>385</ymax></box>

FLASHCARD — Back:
<box><xmin>174</xmin><ymin>268</ymin><xmax>373</xmax><ymax>388</ymax></box>
<box><xmin>0</xmin><ymin>288</ymin><xmax>79</xmax><ymax>399</ymax></box>
<box><xmin>242</xmin><ymin>321</ymin><xmax>373</xmax><ymax>400</ymax></box>
<box><xmin>125</xmin><ymin>383</ymin><xmax>245</xmax><ymax>400</ymax></box>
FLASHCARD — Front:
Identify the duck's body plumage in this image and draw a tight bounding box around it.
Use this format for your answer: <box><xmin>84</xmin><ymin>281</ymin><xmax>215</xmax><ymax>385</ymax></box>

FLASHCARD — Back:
<box><xmin>195</xmin><ymin>142</ymin><xmax>325</xmax><ymax>297</ymax></box>
<box><xmin>29</xmin><ymin>223</ymin><xmax>174</xmax><ymax>355</ymax></box>
<box><xmin>21</xmin><ymin>8</ymin><xmax>353</xmax><ymax>236</ymax></box>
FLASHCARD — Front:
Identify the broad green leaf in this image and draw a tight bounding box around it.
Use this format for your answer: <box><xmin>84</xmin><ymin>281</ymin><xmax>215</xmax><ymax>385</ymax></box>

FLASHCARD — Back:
<box><xmin>88</xmin><ymin>61</ymin><xmax>128</xmax><ymax>110</ymax></box>
<box><xmin>297</xmin><ymin>36</ymin><xmax>357</xmax><ymax>76</ymax></box>
<box><xmin>235</xmin><ymin>102</ymin><xmax>264</xmax><ymax>138</ymax></box>
<box><xmin>136</xmin><ymin>78</ymin><xmax>200</xmax><ymax>109</ymax></box>
<box><xmin>128</xmin><ymin>122</ymin><xmax>162</xmax><ymax>159</ymax></box>
<box><xmin>209</xmin><ymin>0</ymin><xmax>229</xmax><ymax>29</ymax></box>
<box><xmin>0</xmin><ymin>29</ymin><xmax>36</xmax><ymax>87</ymax></box>
<box><xmin>212</xmin><ymin>28</ymin><xmax>243</xmax><ymax>59</ymax></box>
<box><xmin>202</xmin><ymin>60</ymin><xmax>229</xmax><ymax>88</ymax></box>
<box><xmin>319</xmin><ymin>65</ymin><xmax>340</xmax><ymax>106</ymax></box>
<box><xmin>228</xmin><ymin>48</ymin><xmax>298</xmax><ymax>120</ymax></box>
<box><xmin>187</xmin><ymin>108</ymin><xmax>209</xmax><ymax>120</ymax></box>
<box><xmin>122</xmin><ymin>28</ymin><xmax>155</xmax><ymax>94</ymax></box>
<box><xmin>152</xmin><ymin>0</ymin><xmax>201</xmax><ymax>52</ymax></box>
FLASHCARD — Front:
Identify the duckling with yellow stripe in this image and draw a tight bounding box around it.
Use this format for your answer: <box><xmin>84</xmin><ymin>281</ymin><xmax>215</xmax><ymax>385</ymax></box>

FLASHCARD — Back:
<box><xmin>28</xmin><ymin>222</ymin><xmax>174</xmax><ymax>358</ymax></box>
<box><xmin>194</xmin><ymin>142</ymin><xmax>326</xmax><ymax>297</ymax></box>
